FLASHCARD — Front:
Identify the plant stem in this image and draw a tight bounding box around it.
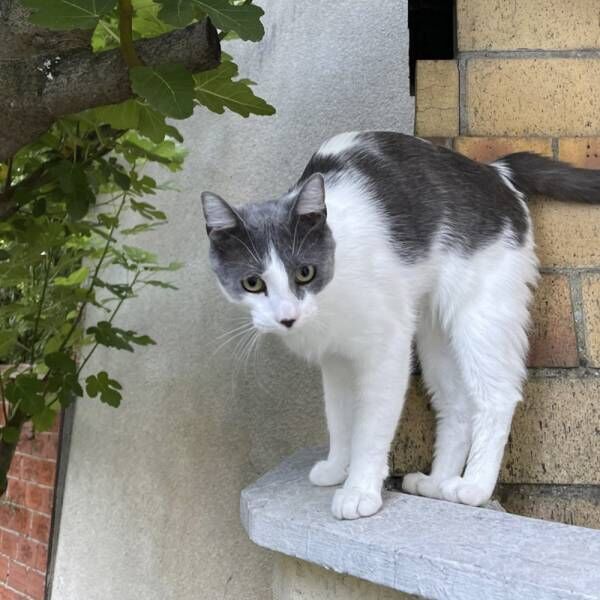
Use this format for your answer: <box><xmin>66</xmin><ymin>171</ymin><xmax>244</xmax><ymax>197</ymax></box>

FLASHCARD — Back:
<box><xmin>29</xmin><ymin>252</ymin><xmax>52</xmax><ymax>370</ymax></box>
<box><xmin>58</xmin><ymin>196</ymin><xmax>127</xmax><ymax>353</ymax></box>
<box><xmin>118</xmin><ymin>0</ymin><xmax>143</xmax><ymax>68</ymax></box>
<box><xmin>0</xmin><ymin>377</ymin><xmax>8</xmax><ymax>425</ymax></box>
<box><xmin>0</xmin><ymin>411</ymin><xmax>27</xmax><ymax>495</ymax></box>
<box><xmin>76</xmin><ymin>269</ymin><xmax>140</xmax><ymax>377</ymax></box>
<box><xmin>3</xmin><ymin>158</ymin><xmax>13</xmax><ymax>196</ymax></box>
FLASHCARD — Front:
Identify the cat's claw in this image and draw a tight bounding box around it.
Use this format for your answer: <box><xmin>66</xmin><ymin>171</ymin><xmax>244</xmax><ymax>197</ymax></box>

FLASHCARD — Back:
<box><xmin>309</xmin><ymin>460</ymin><xmax>348</xmax><ymax>486</ymax></box>
<box><xmin>439</xmin><ymin>476</ymin><xmax>490</xmax><ymax>506</ymax></box>
<box><xmin>331</xmin><ymin>487</ymin><xmax>382</xmax><ymax>520</ymax></box>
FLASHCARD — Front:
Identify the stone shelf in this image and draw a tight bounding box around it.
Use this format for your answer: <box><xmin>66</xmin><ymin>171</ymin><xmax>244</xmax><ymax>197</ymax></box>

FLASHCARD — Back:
<box><xmin>241</xmin><ymin>447</ymin><xmax>600</xmax><ymax>600</ymax></box>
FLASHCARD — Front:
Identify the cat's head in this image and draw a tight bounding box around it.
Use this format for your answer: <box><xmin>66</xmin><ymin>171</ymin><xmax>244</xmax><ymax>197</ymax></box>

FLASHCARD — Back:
<box><xmin>201</xmin><ymin>174</ymin><xmax>335</xmax><ymax>334</ymax></box>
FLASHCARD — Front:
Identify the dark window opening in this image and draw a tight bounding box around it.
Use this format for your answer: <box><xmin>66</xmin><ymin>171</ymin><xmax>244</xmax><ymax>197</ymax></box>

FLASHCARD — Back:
<box><xmin>408</xmin><ymin>0</ymin><xmax>456</xmax><ymax>95</ymax></box>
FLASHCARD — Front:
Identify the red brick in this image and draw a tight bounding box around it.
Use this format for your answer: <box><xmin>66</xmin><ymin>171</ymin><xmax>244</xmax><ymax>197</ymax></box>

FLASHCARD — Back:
<box><xmin>24</xmin><ymin>486</ymin><xmax>52</xmax><ymax>516</ymax></box>
<box><xmin>0</xmin><ymin>505</ymin><xmax>30</xmax><ymax>536</ymax></box>
<box><xmin>0</xmin><ymin>531</ymin><xmax>19</xmax><ymax>559</ymax></box>
<box><xmin>19</xmin><ymin>457</ymin><xmax>55</xmax><ymax>487</ymax></box>
<box><xmin>454</xmin><ymin>136</ymin><xmax>553</xmax><ymax>163</ymax></box>
<box><xmin>25</xmin><ymin>570</ymin><xmax>45</xmax><ymax>600</ymax></box>
<box><xmin>33</xmin><ymin>545</ymin><xmax>47</xmax><ymax>573</ymax></box>
<box><xmin>0</xmin><ymin>587</ymin><xmax>25</xmax><ymax>600</ymax></box>
<box><xmin>4</xmin><ymin>481</ymin><xmax>25</xmax><ymax>508</ymax></box>
<box><xmin>29</xmin><ymin>514</ymin><xmax>50</xmax><ymax>544</ymax></box>
<box><xmin>30</xmin><ymin>435</ymin><xmax>58</xmax><ymax>461</ymax></box>
<box><xmin>6</xmin><ymin>561</ymin><xmax>28</xmax><ymax>593</ymax></box>
<box><xmin>0</xmin><ymin>556</ymin><xmax>8</xmax><ymax>581</ymax></box>
<box><xmin>6</xmin><ymin>456</ymin><xmax>21</xmax><ymax>480</ymax></box>
<box><xmin>15</xmin><ymin>539</ymin><xmax>37</xmax><ymax>568</ymax></box>
<box><xmin>558</xmin><ymin>137</ymin><xmax>600</xmax><ymax>169</ymax></box>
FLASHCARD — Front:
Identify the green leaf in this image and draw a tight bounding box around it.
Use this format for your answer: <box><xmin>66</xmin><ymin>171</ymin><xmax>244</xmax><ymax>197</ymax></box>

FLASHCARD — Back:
<box><xmin>123</xmin><ymin>245</ymin><xmax>157</xmax><ymax>264</ymax></box>
<box><xmin>32</xmin><ymin>407</ymin><xmax>57</xmax><ymax>432</ymax></box>
<box><xmin>1</xmin><ymin>427</ymin><xmax>21</xmax><ymax>444</ymax></box>
<box><xmin>52</xmin><ymin>161</ymin><xmax>95</xmax><ymax>220</ymax></box>
<box><xmin>0</xmin><ymin>331</ymin><xmax>18</xmax><ymax>357</ymax></box>
<box><xmin>90</xmin><ymin>100</ymin><xmax>140</xmax><ymax>129</ymax></box>
<box><xmin>137</xmin><ymin>104</ymin><xmax>182</xmax><ymax>143</ymax></box>
<box><xmin>130</xmin><ymin>65</ymin><xmax>194</xmax><ymax>119</ymax></box>
<box><xmin>45</xmin><ymin>351</ymin><xmax>77</xmax><ymax>373</ymax></box>
<box><xmin>191</xmin><ymin>0</ymin><xmax>264</xmax><ymax>41</ymax></box>
<box><xmin>144</xmin><ymin>280</ymin><xmax>178</xmax><ymax>290</ymax></box>
<box><xmin>87</xmin><ymin>322</ymin><xmax>134</xmax><ymax>352</ymax></box>
<box><xmin>6</xmin><ymin>374</ymin><xmax>45</xmax><ymax>415</ymax></box>
<box><xmin>194</xmin><ymin>58</ymin><xmax>275</xmax><ymax>117</ymax></box>
<box><xmin>86</xmin><ymin>371</ymin><xmax>122</xmax><ymax>407</ymax></box>
<box><xmin>54</xmin><ymin>266</ymin><xmax>89</xmax><ymax>286</ymax></box>
<box><xmin>22</xmin><ymin>0</ymin><xmax>118</xmax><ymax>30</ymax></box>
<box><xmin>157</xmin><ymin>0</ymin><xmax>194</xmax><ymax>26</ymax></box>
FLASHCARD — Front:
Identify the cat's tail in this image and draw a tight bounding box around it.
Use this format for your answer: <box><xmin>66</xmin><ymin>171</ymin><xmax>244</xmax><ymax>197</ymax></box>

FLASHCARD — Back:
<box><xmin>495</xmin><ymin>152</ymin><xmax>600</xmax><ymax>203</ymax></box>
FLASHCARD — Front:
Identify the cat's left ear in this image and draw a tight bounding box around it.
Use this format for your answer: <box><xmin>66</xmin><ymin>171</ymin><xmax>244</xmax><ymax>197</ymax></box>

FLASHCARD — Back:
<box><xmin>293</xmin><ymin>173</ymin><xmax>326</xmax><ymax>219</ymax></box>
<box><xmin>201</xmin><ymin>191</ymin><xmax>238</xmax><ymax>236</ymax></box>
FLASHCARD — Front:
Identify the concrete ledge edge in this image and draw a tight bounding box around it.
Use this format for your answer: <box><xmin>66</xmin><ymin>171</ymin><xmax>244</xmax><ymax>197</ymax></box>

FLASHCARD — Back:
<box><xmin>241</xmin><ymin>447</ymin><xmax>600</xmax><ymax>600</ymax></box>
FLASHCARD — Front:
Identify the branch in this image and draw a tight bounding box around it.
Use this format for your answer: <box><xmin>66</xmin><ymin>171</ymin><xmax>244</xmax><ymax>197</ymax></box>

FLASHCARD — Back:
<box><xmin>0</xmin><ymin>19</ymin><xmax>221</xmax><ymax>162</ymax></box>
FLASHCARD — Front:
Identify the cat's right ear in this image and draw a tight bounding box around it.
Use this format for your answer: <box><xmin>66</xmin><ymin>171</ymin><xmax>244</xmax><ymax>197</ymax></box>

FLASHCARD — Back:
<box><xmin>201</xmin><ymin>192</ymin><xmax>238</xmax><ymax>236</ymax></box>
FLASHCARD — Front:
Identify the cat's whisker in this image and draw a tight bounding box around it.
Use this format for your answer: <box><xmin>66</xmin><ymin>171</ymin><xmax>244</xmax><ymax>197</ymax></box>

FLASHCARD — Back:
<box><xmin>216</xmin><ymin>321</ymin><xmax>254</xmax><ymax>340</ymax></box>
<box><xmin>211</xmin><ymin>325</ymin><xmax>255</xmax><ymax>357</ymax></box>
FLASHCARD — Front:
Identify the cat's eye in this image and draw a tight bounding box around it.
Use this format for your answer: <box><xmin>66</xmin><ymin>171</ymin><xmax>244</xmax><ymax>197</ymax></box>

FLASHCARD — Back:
<box><xmin>295</xmin><ymin>265</ymin><xmax>316</xmax><ymax>285</ymax></box>
<box><xmin>241</xmin><ymin>275</ymin><xmax>266</xmax><ymax>293</ymax></box>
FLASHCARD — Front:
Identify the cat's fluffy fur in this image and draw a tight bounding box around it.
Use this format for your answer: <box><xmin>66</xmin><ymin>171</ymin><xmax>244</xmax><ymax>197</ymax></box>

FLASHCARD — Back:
<box><xmin>202</xmin><ymin>132</ymin><xmax>600</xmax><ymax>520</ymax></box>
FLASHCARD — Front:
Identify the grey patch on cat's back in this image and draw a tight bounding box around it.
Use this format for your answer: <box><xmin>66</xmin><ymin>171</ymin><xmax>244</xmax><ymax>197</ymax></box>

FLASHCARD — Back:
<box><xmin>299</xmin><ymin>131</ymin><xmax>530</xmax><ymax>261</ymax></box>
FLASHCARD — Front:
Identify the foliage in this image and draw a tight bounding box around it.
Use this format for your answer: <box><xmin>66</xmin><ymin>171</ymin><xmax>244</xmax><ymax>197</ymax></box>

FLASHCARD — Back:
<box><xmin>0</xmin><ymin>0</ymin><xmax>273</xmax><ymax>492</ymax></box>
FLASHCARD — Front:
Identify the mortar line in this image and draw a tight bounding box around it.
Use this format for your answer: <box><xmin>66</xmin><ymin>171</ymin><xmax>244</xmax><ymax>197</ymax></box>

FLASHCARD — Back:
<box><xmin>458</xmin><ymin>49</ymin><xmax>600</xmax><ymax>60</ymax></box>
<box><xmin>551</xmin><ymin>138</ymin><xmax>559</xmax><ymax>160</ymax></box>
<box><xmin>458</xmin><ymin>56</ymin><xmax>468</xmax><ymax>135</ymax></box>
<box><xmin>568</xmin><ymin>271</ymin><xmax>589</xmax><ymax>366</ymax></box>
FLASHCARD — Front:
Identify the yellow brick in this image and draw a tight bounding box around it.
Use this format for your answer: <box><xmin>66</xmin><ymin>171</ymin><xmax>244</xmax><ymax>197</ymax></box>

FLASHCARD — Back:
<box><xmin>559</xmin><ymin>137</ymin><xmax>600</xmax><ymax>169</ymax></box>
<box><xmin>582</xmin><ymin>274</ymin><xmax>600</xmax><ymax>367</ymax></box>
<box><xmin>498</xmin><ymin>484</ymin><xmax>600</xmax><ymax>529</ymax></box>
<box><xmin>529</xmin><ymin>198</ymin><xmax>600</xmax><ymax>268</ymax></box>
<box><xmin>458</xmin><ymin>0</ymin><xmax>600</xmax><ymax>51</ymax></box>
<box><xmin>503</xmin><ymin>378</ymin><xmax>600</xmax><ymax>484</ymax></box>
<box><xmin>394</xmin><ymin>378</ymin><xmax>600</xmax><ymax>485</ymax></box>
<box><xmin>467</xmin><ymin>59</ymin><xmax>600</xmax><ymax>136</ymax></box>
<box><xmin>528</xmin><ymin>274</ymin><xmax>578</xmax><ymax>368</ymax></box>
<box><xmin>455</xmin><ymin>137</ymin><xmax>553</xmax><ymax>163</ymax></box>
<box><xmin>415</xmin><ymin>60</ymin><xmax>459</xmax><ymax>137</ymax></box>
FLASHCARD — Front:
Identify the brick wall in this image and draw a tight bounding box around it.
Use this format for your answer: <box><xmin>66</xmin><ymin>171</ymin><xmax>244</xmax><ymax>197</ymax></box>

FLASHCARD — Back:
<box><xmin>393</xmin><ymin>0</ymin><xmax>600</xmax><ymax>528</ymax></box>
<box><xmin>0</xmin><ymin>420</ymin><xmax>59</xmax><ymax>599</ymax></box>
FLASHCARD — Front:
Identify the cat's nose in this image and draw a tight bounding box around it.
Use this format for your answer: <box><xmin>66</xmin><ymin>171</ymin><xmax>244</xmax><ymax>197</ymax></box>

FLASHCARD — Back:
<box><xmin>280</xmin><ymin>319</ymin><xmax>296</xmax><ymax>329</ymax></box>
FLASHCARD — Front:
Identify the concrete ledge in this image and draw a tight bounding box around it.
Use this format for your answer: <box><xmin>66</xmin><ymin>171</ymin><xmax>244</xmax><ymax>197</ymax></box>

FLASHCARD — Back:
<box><xmin>241</xmin><ymin>448</ymin><xmax>600</xmax><ymax>600</ymax></box>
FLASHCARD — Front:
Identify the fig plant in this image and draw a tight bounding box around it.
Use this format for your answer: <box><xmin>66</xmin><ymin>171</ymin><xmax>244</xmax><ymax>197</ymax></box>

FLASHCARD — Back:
<box><xmin>0</xmin><ymin>0</ymin><xmax>274</xmax><ymax>493</ymax></box>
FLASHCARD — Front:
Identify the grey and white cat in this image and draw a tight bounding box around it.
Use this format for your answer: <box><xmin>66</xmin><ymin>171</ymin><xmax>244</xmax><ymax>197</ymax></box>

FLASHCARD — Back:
<box><xmin>201</xmin><ymin>132</ymin><xmax>600</xmax><ymax>520</ymax></box>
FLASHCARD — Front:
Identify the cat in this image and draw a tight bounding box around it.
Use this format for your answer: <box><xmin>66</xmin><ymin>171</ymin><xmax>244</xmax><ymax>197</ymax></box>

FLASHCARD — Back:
<box><xmin>201</xmin><ymin>131</ymin><xmax>600</xmax><ymax>520</ymax></box>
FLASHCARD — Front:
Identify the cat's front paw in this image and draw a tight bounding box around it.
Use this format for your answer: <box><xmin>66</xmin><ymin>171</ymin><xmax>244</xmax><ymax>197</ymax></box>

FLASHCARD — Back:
<box><xmin>309</xmin><ymin>460</ymin><xmax>348</xmax><ymax>487</ymax></box>
<box><xmin>331</xmin><ymin>486</ymin><xmax>382</xmax><ymax>520</ymax></box>
<box><xmin>439</xmin><ymin>476</ymin><xmax>491</xmax><ymax>506</ymax></box>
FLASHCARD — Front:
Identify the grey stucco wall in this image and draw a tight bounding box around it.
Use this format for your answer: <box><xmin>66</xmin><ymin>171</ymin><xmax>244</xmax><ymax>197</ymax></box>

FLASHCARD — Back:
<box><xmin>51</xmin><ymin>2</ymin><xmax>413</xmax><ymax>598</ymax></box>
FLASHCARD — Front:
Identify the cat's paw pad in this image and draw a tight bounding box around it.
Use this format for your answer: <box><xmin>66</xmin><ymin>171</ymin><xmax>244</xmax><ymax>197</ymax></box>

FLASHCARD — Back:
<box><xmin>402</xmin><ymin>472</ymin><xmax>441</xmax><ymax>497</ymax></box>
<box><xmin>331</xmin><ymin>487</ymin><xmax>382</xmax><ymax>520</ymax></box>
<box><xmin>309</xmin><ymin>460</ymin><xmax>348</xmax><ymax>487</ymax></box>
<box><xmin>439</xmin><ymin>476</ymin><xmax>490</xmax><ymax>506</ymax></box>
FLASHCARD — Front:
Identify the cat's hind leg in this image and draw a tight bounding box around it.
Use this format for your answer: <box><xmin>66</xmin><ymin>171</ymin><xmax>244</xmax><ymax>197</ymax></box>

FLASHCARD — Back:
<box><xmin>402</xmin><ymin>310</ymin><xmax>472</xmax><ymax>499</ymax></box>
<box><xmin>438</xmin><ymin>242</ymin><xmax>536</xmax><ymax>506</ymax></box>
